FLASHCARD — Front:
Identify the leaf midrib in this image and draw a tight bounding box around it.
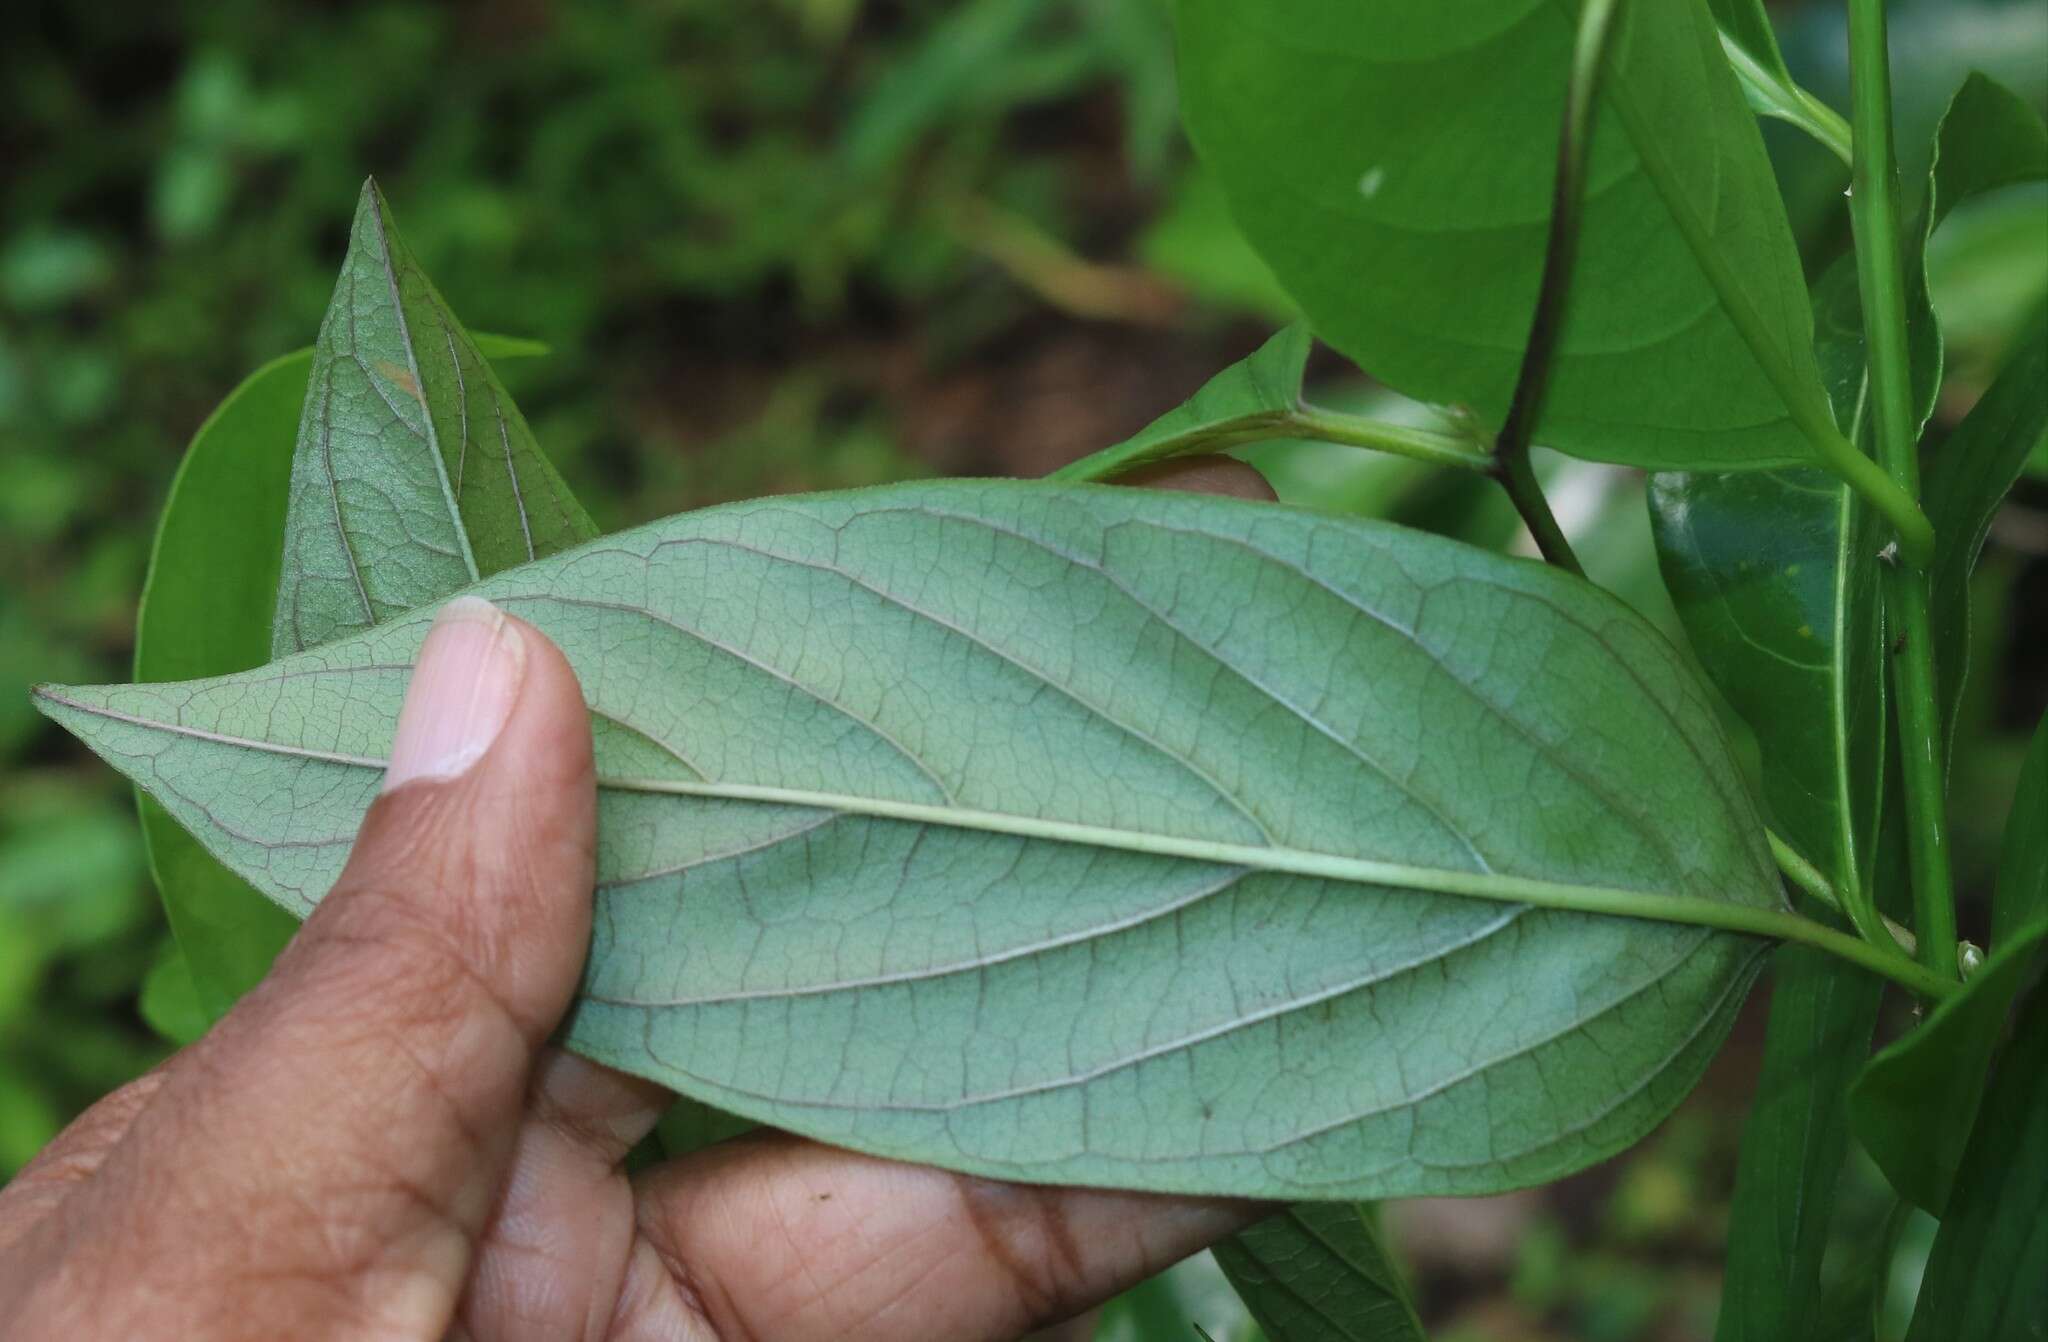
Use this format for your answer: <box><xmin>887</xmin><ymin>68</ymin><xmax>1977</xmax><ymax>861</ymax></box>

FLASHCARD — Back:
<box><xmin>33</xmin><ymin>684</ymin><xmax>1785</xmax><ymax>944</ymax></box>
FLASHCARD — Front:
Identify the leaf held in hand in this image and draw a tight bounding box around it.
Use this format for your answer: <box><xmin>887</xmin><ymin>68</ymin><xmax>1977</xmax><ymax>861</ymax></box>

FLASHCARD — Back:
<box><xmin>46</xmin><ymin>482</ymin><xmax>1777</xmax><ymax>1199</ymax></box>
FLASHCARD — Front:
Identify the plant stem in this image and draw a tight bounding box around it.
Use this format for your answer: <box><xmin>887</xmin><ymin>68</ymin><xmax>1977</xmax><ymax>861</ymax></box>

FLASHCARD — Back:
<box><xmin>1717</xmin><ymin>30</ymin><xmax>1853</xmax><ymax>166</ymax></box>
<box><xmin>1050</xmin><ymin>406</ymin><xmax>1494</xmax><ymax>484</ymax></box>
<box><xmin>1495</xmin><ymin>448</ymin><xmax>1584</xmax><ymax>574</ymax></box>
<box><xmin>1769</xmin><ymin>827</ymin><xmax>1918</xmax><ymax>958</ymax></box>
<box><xmin>1846</xmin><ymin>0</ymin><xmax>1958</xmax><ymax>981</ymax></box>
<box><xmin>1487</xmin><ymin>0</ymin><xmax>1621</xmax><ymax>577</ymax></box>
<box><xmin>1286</xmin><ymin>405</ymin><xmax>1496</xmax><ymax>472</ymax></box>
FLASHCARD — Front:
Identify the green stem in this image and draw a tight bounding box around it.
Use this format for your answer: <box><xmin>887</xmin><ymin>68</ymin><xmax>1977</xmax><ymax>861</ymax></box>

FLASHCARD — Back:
<box><xmin>1050</xmin><ymin>406</ymin><xmax>1493</xmax><ymax>484</ymax></box>
<box><xmin>1769</xmin><ymin>828</ymin><xmax>1918</xmax><ymax>960</ymax></box>
<box><xmin>1846</xmin><ymin>0</ymin><xmax>1958</xmax><ymax>981</ymax></box>
<box><xmin>1285</xmin><ymin>405</ymin><xmax>1496</xmax><ymax>472</ymax></box>
<box><xmin>1486</xmin><ymin>0</ymin><xmax>1619</xmax><ymax>577</ymax></box>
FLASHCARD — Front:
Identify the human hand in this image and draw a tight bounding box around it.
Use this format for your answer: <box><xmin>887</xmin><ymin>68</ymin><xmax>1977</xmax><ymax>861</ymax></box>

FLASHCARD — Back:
<box><xmin>0</xmin><ymin>461</ymin><xmax>1273</xmax><ymax>1341</ymax></box>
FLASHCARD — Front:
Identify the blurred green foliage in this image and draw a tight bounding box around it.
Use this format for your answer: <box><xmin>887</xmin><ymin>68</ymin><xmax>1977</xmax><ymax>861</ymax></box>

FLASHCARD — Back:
<box><xmin>1</xmin><ymin>0</ymin><xmax>2042</xmax><ymax>1336</ymax></box>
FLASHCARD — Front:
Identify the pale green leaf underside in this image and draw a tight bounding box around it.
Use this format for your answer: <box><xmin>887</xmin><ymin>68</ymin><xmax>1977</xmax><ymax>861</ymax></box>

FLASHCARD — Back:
<box><xmin>1177</xmin><ymin>0</ymin><xmax>1832</xmax><ymax>470</ymax></box>
<box><xmin>273</xmin><ymin>180</ymin><xmax>594</xmax><ymax>656</ymax></box>
<box><xmin>43</xmin><ymin>482</ymin><xmax>1774</xmax><ymax>1199</ymax></box>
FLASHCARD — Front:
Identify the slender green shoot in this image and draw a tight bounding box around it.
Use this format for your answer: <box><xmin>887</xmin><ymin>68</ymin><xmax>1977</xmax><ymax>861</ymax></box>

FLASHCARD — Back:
<box><xmin>1846</xmin><ymin>0</ymin><xmax>1958</xmax><ymax>981</ymax></box>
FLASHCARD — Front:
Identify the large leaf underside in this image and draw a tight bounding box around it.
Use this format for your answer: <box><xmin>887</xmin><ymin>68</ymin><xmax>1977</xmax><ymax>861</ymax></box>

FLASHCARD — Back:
<box><xmin>42</xmin><ymin>482</ymin><xmax>1774</xmax><ymax>1199</ymax></box>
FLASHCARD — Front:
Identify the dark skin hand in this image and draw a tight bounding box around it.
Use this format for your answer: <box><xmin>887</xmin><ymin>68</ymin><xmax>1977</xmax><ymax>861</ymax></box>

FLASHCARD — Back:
<box><xmin>0</xmin><ymin>460</ymin><xmax>1274</xmax><ymax>1341</ymax></box>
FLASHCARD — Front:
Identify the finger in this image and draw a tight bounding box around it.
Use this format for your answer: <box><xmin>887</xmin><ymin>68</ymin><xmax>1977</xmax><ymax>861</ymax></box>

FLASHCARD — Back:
<box><xmin>616</xmin><ymin>1132</ymin><xmax>1268</xmax><ymax>1342</ymax></box>
<box><xmin>1109</xmin><ymin>454</ymin><xmax>1278</xmax><ymax>501</ymax></box>
<box><xmin>3</xmin><ymin>598</ymin><xmax>599</xmax><ymax>1341</ymax></box>
<box><xmin>0</xmin><ymin>1069</ymin><xmax>168</xmax><ymax>1255</ymax></box>
<box><xmin>456</xmin><ymin>1049</ymin><xmax>673</xmax><ymax>1342</ymax></box>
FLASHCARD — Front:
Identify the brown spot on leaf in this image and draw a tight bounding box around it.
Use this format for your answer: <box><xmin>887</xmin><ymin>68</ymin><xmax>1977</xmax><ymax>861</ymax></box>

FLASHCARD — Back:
<box><xmin>376</xmin><ymin>360</ymin><xmax>425</xmax><ymax>404</ymax></box>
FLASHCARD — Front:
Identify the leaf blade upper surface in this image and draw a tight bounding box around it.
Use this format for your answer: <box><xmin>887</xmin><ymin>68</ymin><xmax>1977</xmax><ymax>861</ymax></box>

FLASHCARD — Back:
<box><xmin>1175</xmin><ymin>0</ymin><xmax>1832</xmax><ymax>470</ymax></box>
<box><xmin>47</xmin><ymin>481</ymin><xmax>1776</xmax><ymax>1199</ymax></box>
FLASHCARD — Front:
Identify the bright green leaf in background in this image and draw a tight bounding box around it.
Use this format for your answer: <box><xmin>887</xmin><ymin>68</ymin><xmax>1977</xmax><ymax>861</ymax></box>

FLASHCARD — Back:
<box><xmin>1809</xmin><ymin>74</ymin><xmax>2048</xmax><ymax>441</ymax></box>
<box><xmin>1707</xmin><ymin>0</ymin><xmax>1851</xmax><ymax>161</ymax></box>
<box><xmin>1904</xmin><ymin>981</ymin><xmax>2048</xmax><ymax>1342</ymax></box>
<box><xmin>136</xmin><ymin>333</ymin><xmax>547</xmax><ymax>1020</ymax></box>
<box><xmin>1175</xmin><ymin>0</ymin><xmax>1836</xmax><ymax>471</ymax></box>
<box><xmin>1922</xmin><ymin>311</ymin><xmax>2048</xmax><ymax>747</ymax></box>
<box><xmin>1214</xmin><ymin>1203</ymin><xmax>1425</xmax><ymax>1341</ymax></box>
<box><xmin>272</xmin><ymin>179</ymin><xmax>593</xmax><ymax>657</ymax></box>
<box><xmin>1850</xmin><ymin>921</ymin><xmax>2048</xmax><ymax>1215</ymax></box>
<box><xmin>44</xmin><ymin>481</ymin><xmax>1779</xmax><ymax>1200</ymax></box>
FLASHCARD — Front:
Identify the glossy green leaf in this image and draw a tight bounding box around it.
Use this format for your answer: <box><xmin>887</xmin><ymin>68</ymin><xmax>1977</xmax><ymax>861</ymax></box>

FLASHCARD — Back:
<box><xmin>1713</xmin><ymin>938</ymin><xmax>1883</xmax><ymax>1342</ymax></box>
<box><xmin>136</xmin><ymin>334</ymin><xmax>550</xmax><ymax>1022</ymax></box>
<box><xmin>272</xmin><ymin>178</ymin><xmax>595</xmax><ymax>657</ymax></box>
<box><xmin>1905</xmin><ymin>980</ymin><xmax>2048</xmax><ymax>1342</ymax></box>
<box><xmin>1647</xmin><ymin>471</ymin><xmax>1886</xmax><ymax>905</ymax></box>
<box><xmin>1994</xmin><ymin>717</ymin><xmax>2048</xmax><ymax>948</ymax></box>
<box><xmin>1050</xmin><ymin>325</ymin><xmax>1311</xmax><ymax>482</ymax></box>
<box><xmin>1709</xmin><ymin>0</ymin><xmax>1850</xmax><ymax>162</ymax></box>
<box><xmin>1214</xmin><ymin>1202</ymin><xmax>1425</xmax><ymax>1341</ymax></box>
<box><xmin>1851</xmin><ymin>921</ymin><xmax>2048</xmax><ymax>1214</ymax></box>
<box><xmin>42</xmin><ymin>481</ymin><xmax>1776</xmax><ymax>1199</ymax></box>
<box><xmin>1176</xmin><ymin>0</ymin><xmax>1833</xmax><ymax>470</ymax></box>
<box><xmin>1923</xmin><ymin>311</ymin><xmax>2048</xmax><ymax>745</ymax></box>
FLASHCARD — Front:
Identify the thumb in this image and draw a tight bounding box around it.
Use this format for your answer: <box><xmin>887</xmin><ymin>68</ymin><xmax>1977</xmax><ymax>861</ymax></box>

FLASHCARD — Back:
<box><xmin>26</xmin><ymin>597</ymin><xmax>599</xmax><ymax>1339</ymax></box>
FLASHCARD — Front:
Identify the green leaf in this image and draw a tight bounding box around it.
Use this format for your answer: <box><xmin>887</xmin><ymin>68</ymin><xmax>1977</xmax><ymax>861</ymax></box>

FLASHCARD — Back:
<box><xmin>136</xmin><ymin>336</ymin><xmax>549</xmax><ymax>1021</ymax></box>
<box><xmin>1851</xmin><ymin>920</ymin><xmax>2048</xmax><ymax>1215</ymax></box>
<box><xmin>272</xmin><ymin>178</ymin><xmax>595</xmax><ymax>657</ymax></box>
<box><xmin>1905</xmin><ymin>980</ymin><xmax>2048</xmax><ymax>1342</ymax></box>
<box><xmin>1708</xmin><ymin>0</ymin><xmax>1850</xmax><ymax>163</ymax></box>
<box><xmin>1051</xmin><ymin>326</ymin><xmax>1490</xmax><ymax>483</ymax></box>
<box><xmin>1994</xmin><ymin>718</ymin><xmax>2048</xmax><ymax>948</ymax></box>
<box><xmin>42</xmin><ymin>481</ymin><xmax>1778</xmax><ymax>1199</ymax></box>
<box><xmin>1923</xmin><ymin>310</ymin><xmax>2048</xmax><ymax>746</ymax></box>
<box><xmin>1817</xmin><ymin>74</ymin><xmax>2048</xmax><ymax>439</ymax></box>
<box><xmin>138</xmin><ymin>938</ymin><xmax>210</xmax><ymax>1048</ymax></box>
<box><xmin>1647</xmin><ymin>470</ymin><xmax>1885</xmax><ymax>903</ymax></box>
<box><xmin>1176</xmin><ymin>0</ymin><xmax>1834</xmax><ymax>470</ymax></box>
<box><xmin>1214</xmin><ymin>1202</ymin><xmax>1425</xmax><ymax>1341</ymax></box>
<box><xmin>1650</xmin><ymin>272</ymin><xmax>1892</xmax><ymax>1337</ymax></box>
<box><xmin>1050</xmin><ymin>325</ymin><xmax>1312</xmax><ymax>482</ymax></box>
<box><xmin>1712</xmin><ymin>940</ymin><xmax>1883</xmax><ymax>1342</ymax></box>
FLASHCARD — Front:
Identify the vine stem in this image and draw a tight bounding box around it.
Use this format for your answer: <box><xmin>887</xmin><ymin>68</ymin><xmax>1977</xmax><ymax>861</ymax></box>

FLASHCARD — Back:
<box><xmin>1846</xmin><ymin>0</ymin><xmax>1958</xmax><ymax>981</ymax></box>
<box><xmin>1484</xmin><ymin>0</ymin><xmax>1624</xmax><ymax>577</ymax></box>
